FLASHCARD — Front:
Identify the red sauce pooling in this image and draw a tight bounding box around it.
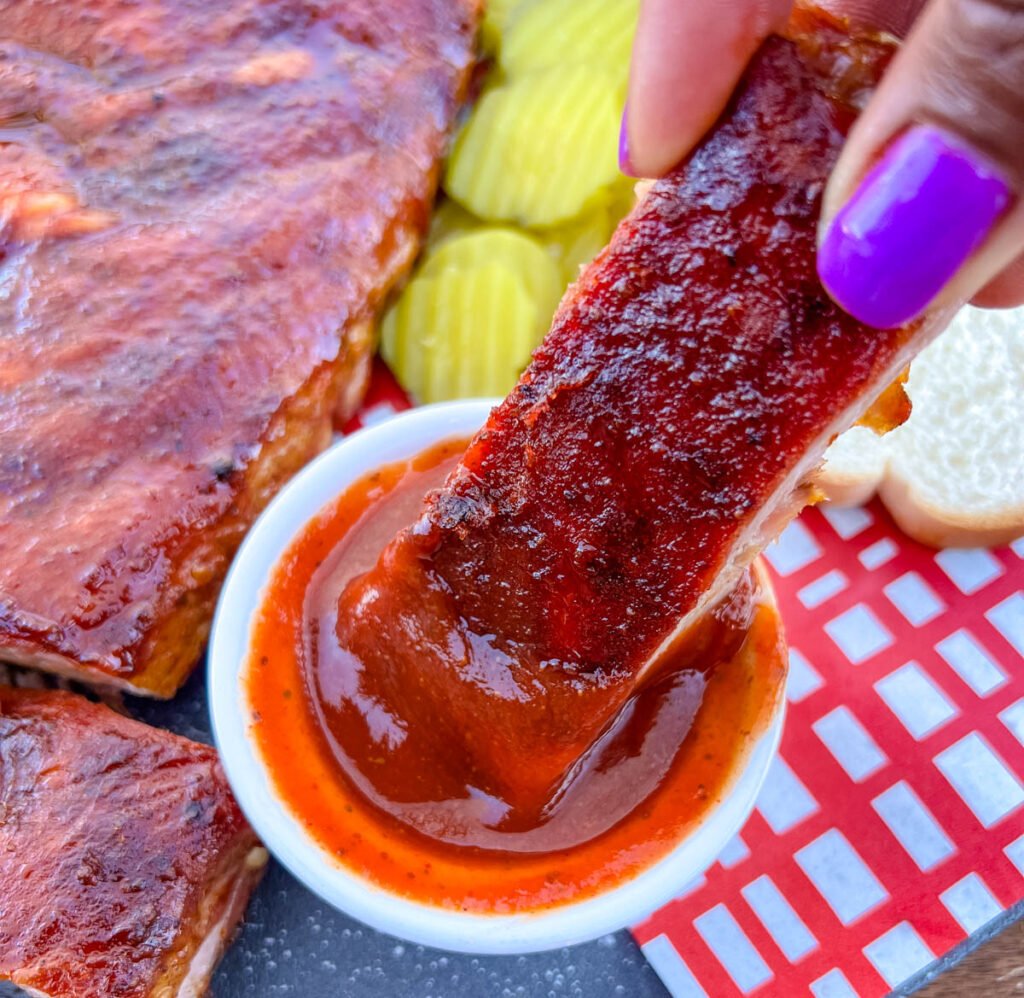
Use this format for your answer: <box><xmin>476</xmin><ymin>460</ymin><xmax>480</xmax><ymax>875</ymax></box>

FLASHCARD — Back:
<box><xmin>247</xmin><ymin>438</ymin><xmax>786</xmax><ymax>912</ymax></box>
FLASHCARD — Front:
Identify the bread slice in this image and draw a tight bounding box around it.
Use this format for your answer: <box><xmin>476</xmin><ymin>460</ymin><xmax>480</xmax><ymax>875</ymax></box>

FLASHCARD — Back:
<box><xmin>819</xmin><ymin>305</ymin><xmax>1024</xmax><ymax>547</ymax></box>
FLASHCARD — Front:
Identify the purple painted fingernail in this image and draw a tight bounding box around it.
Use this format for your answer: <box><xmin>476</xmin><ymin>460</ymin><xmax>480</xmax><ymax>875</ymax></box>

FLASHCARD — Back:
<box><xmin>619</xmin><ymin>104</ymin><xmax>636</xmax><ymax>177</ymax></box>
<box><xmin>818</xmin><ymin>124</ymin><xmax>1011</xmax><ymax>328</ymax></box>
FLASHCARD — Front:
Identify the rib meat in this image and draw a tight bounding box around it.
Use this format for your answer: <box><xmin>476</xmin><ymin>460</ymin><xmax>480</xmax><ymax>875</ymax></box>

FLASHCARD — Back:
<box><xmin>331</xmin><ymin>9</ymin><xmax>953</xmax><ymax>811</ymax></box>
<box><xmin>0</xmin><ymin>687</ymin><xmax>266</xmax><ymax>998</ymax></box>
<box><xmin>0</xmin><ymin>0</ymin><xmax>478</xmax><ymax>696</ymax></box>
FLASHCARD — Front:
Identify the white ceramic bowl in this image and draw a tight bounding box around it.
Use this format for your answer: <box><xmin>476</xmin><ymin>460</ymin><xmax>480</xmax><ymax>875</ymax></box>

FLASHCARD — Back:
<box><xmin>209</xmin><ymin>399</ymin><xmax>784</xmax><ymax>954</ymax></box>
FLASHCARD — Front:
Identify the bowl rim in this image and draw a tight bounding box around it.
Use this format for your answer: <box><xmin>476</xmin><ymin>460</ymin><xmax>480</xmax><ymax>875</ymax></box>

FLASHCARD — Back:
<box><xmin>208</xmin><ymin>399</ymin><xmax>785</xmax><ymax>954</ymax></box>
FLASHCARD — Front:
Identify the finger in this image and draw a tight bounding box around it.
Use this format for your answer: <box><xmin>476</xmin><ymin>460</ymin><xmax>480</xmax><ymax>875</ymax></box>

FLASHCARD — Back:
<box><xmin>970</xmin><ymin>248</ymin><xmax>1024</xmax><ymax>308</ymax></box>
<box><xmin>817</xmin><ymin>0</ymin><xmax>1024</xmax><ymax>328</ymax></box>
<box><xmin>621</xmin><ymin>0</ymin><xmax>792</xmax><ymax>177</ymax></box>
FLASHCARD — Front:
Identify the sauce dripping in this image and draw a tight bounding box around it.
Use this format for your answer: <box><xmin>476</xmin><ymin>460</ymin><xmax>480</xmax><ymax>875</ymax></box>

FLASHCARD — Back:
<box><xmin>247</xmin><ymin>438</ymin><xmax>785</xmax><ymax>911</ymax></box>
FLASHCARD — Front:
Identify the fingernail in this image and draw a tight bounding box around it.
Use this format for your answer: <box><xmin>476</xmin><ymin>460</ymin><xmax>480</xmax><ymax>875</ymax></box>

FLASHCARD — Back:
<box><xmin>619</xmin><ymin>103</ymin><xmax>636</xmax><ymax>177</ymax></box>
<box><xmin>818</xmin><ymin>124</ymin><xmax>1011</xmax><ymax>328</ymax></box>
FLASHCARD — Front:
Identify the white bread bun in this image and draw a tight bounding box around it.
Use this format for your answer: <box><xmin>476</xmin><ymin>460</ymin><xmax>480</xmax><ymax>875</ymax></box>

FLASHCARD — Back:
<box><xmin>818</xmin><ymin>305</ymin><xmax>1024</xmax><ymax>548</ymax></box>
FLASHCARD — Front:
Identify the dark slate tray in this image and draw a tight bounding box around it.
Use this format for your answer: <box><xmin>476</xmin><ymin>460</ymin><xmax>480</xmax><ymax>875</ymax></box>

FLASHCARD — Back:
<box><xmin>0</xmin><ymin>666</ymin><xmax>668</xmax><ymax>998</ymax></box>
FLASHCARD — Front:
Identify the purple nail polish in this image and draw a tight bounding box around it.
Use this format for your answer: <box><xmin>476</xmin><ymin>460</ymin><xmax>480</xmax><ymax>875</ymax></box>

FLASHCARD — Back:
<box><xmin>619</xmin><ymin>104</ymin><xmax>636</xmax><ymax>177</ymax></box>
<box><xmin>818</xmin><ymin>125</ymin><xmax>1011</xmax><ymax>328</ymax></box>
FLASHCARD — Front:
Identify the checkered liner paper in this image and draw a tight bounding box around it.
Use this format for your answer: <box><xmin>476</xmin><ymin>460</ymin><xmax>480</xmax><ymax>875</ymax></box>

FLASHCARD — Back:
<box><xmin>347</xmin><ymin>363</ymin><xmax>1024</xmax><ymax>998</ymax></box>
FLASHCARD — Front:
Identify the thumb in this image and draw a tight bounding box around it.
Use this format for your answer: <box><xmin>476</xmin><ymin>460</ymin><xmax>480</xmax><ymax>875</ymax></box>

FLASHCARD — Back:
<box><xmin>621</xmin><ymin>0</ymin><xmax>792</xmax><ymax>177</ymax></box>
<box><xmin>817</xmin><ymin>0</ymin><xmax>1024</xmax><ymax>328</ymax></box>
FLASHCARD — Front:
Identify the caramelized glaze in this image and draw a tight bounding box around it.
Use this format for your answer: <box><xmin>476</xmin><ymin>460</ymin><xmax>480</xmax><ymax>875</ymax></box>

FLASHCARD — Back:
<box><xmin>0</xmin><ymin>0</ymin><xmax>478</xmax><ymax>695</ymax></box>
<box><xmin>0</xmin><ymin>687</ymin><xmax>264</xmax><ymax>997</ymax></box>
<box><xmin>331</xmin><ymin>10</ymin><xmax>915</xmax><ymax>812</ymax></box>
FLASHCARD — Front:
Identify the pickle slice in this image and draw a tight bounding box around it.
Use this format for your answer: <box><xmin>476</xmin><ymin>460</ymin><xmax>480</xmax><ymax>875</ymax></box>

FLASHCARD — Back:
<box><xmin>501</xmin><ymin>0</ymin><xmax>639</xmax><ymax>87</ymax></box>
<box><xmin>445</xmin><ymin>65</ymin><xmax>621</xmax><ymax>228</ymax></box>
<box><xmin>541</xmin><ymin>207</ymin><xmax>613</xmax><ymax>284</ymax></box>
<box><xmin>423</xmin><ymin>227</ymin><xmax>562</xmax><ymax>324</ymax></box>
<box><xmin>381</xmin><ymin>262</ymin><xmax>539</xmax><ymax>403</ymax></box>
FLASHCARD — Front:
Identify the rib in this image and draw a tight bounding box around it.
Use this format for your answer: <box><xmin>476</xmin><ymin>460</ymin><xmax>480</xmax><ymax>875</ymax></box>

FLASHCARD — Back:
<box><xmin>0</xmin><ymin>0</ymin><xmax>478</xmax><ymax>696</ymax></box>
<box><xmin>331</xmin><ymin>8</ymin><xmax>951</xmax><ymax>811</ymax></box>
<box><xmin>0</xmin><ymin>687</ymin><xmax>266</xmax><ymax>997</ymax></box>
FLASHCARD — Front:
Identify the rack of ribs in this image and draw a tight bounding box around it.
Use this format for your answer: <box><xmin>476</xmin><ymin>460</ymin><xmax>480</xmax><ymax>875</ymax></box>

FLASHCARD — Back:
<box><xmin>0</xmin><ymin>686</ymin><xmax>267</xmax><ymax>997</ymax></box>
<box><xmin>330</xmin><ymin>8</ymin><xmax>956</xmax><ymax>814</ymax></box>
<box><xmin>0</xmin><ymin>0</ymin><xmax>478</xmax><ymax>696</ymax></box>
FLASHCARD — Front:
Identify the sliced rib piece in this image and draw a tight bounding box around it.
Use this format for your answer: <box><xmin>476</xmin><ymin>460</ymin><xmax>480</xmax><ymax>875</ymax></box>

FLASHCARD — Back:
<box><xmin>0</xmin><ymin>0</ymin><xmax>478</xmax><ymax>696</ymax></box>
<box><xmin>0</xmin><ymin>687</ymin><xmax>266</xmax><ymax>997</ymax></box>
<box><xmin>331</xmin><ymin>9</ymin><xmax>953</xmax><ymax>811</ymax></box>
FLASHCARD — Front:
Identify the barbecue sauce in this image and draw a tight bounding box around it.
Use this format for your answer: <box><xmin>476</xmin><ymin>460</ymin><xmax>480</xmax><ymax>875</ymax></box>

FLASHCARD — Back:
<box><xmin>247</xmin><ymin>438</ymin><xmax>785</xmax><ymax>912</ymax></box>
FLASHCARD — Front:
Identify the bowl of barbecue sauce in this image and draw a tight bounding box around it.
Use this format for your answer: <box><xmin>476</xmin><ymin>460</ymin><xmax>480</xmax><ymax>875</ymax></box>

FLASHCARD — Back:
<box><xmin>210</xmin><ymin>400</ymin><xmax>787</xmax><ymax>953</ymax></box>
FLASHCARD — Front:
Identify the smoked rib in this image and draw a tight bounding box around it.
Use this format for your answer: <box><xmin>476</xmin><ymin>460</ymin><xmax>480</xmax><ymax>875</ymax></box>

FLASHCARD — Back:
<box><xmin>0</xmin><ymin>687</ymin><xmax>265</xmax><ymax>998</ymax></box>
<box><xmin>330</xmin><ymin>10</ymin><xmax>950</xmax><ymax>812</ymax></box>
<box><xmin>0</xmin><ymin>0</ymin><xmax>478</xmax><ymax>696</ymax></box>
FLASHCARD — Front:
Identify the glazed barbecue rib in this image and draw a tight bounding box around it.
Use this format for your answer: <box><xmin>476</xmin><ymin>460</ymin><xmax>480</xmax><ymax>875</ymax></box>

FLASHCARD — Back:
<box><xmin>331</xmin><ymin>9</ymin><xmax>952</xmax><ymax>812</ymax></box>
<box><xmin>0</xmin><ymin>687</ymin><xmax>266</xmax><ymax>998</ymax></box>
<box><xmin>0</xmin><ymin>0</ymin><xmax>478</xmax><ymax>696</ymax></box>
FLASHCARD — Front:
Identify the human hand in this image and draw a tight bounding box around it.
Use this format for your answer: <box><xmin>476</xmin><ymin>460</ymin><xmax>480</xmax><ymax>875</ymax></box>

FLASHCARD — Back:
<box><xmin>620</xmin><ymin>0</ymin><xmax>1024</xmax><ymax>328</ymax></box>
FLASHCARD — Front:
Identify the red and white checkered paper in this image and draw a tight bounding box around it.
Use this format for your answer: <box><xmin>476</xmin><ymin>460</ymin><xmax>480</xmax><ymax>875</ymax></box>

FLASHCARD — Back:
<box><xmin>349</xmin><ymin>363</ymin><xmax>1024</xmax><ymax>997</ymax></box>
<box><xmin>635</xmin><ymin>506</ymin><xmax>1024</xmax><ymax>998</ymax></box>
